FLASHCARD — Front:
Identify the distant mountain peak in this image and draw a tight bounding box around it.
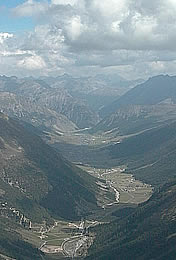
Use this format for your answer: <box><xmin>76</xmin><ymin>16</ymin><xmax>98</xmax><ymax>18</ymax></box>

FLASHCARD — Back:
<box><xmin>100</xmin><ymin>73</ymin><xmax>176</xmax><ymax>117</ymax></box>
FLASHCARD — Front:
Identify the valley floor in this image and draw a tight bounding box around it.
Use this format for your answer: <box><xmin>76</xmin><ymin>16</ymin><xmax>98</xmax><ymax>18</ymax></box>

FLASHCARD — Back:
<box><xmin>0</xmin><ymin>127</ymin><xmax>154</xmax><ymax>260</ymax></box>
<box><xmin>18</xmin><ymin>219</ymin><xmax>100</xmax><ymax>259</ymax></box>
<box><xmin>26</xmin><ymin>129</ymin><xmax>154</xmax><ymax>259</ymax></box>
<box><xmin>78</xmin><ymin>165</ymin><xmax>153</xmax><ymax>206</ymax></box>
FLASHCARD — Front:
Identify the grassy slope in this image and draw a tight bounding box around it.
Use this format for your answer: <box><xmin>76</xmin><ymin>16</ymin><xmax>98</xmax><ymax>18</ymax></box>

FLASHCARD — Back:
<box><xmin>0</xmin><ymin>218</ymin><xmax>42</xmax><ymax>260</ymax></box>
<box><xmin>0</xmin><ymin>113</ymin><xmax>100</xmax><ymax>221</ymax></box>
<box><xmin>108</xmin><ymin>121</ymin><xmax>176</xmax><ymax>185</ymax></box>
<box><xmin>86</xmin><ymin>178</ymin><xmax>176</xmax><ymax>260</ymax></box>
<box><xmin>0</xmin><ymin>113</ymin><xmax>104</xmax><ymax>259</ymax></box>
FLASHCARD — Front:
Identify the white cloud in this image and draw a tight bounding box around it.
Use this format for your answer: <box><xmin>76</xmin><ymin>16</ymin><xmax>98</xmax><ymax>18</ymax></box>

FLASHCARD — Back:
<box><xmin>11</xmin><ymin>0</ymin><xmax>176</xmax><ymax>50</ymax></box>
<box><xmin>12</xmin><ymin>0</ymin><xmax>48</xmax><ymax>17</ymax></box>
<box><xmin>0</xmin><ymin>33</ymin><xmax>13</xmax><ymax>44</ymax></box>
<box><xmin>90</xmin><ymin>0</ymin><xmax>130</xmax><ymax>18</ymax></box>
<box><xmin>26</xmin><ymin>24</ymin><xmax>65</xmax><ymax>51</ymax></box>
<box><xmin>51</xmin><ymin>0</ymin><xmax>78</xmax><ymax>6</ymax></box>
<box><xmin>66</xmin><ymin>16</ymin><xmax>84</xmax><ymax>41</ymax></box>
<box><xmin>2</xmin><ymin>0</ymin><xmax>176</xmax><ymax>79</ymax></box>
<box><xmin>150</xmin><ymin>61</ymin><xmax>165</xmax><ymax>72</ymax></box>
<box><xmin>18</xmin><ymin>55</ymin><xmax>46</xmax><ymax>70</ymax></box>
<box><xmin>12</xmin><ymin>0</ymin><xmax>176</xmax><ymax>51</ymax></box>
<box><xmin>0</xmin><ymin>50</ymin><xmax>33</xmax><ymax>57</ymax></box>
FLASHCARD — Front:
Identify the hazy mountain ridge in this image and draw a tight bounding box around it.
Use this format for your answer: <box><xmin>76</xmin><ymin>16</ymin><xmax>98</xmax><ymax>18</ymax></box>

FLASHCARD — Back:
<box><xmin>40</xmin><ymin>73</ymin><xmax>141</xmax><ymax>97</ymax></box>
<box><xmin>0</xmin><ymin>76</ymin><xmax>99</xmax><ymax>129</ymax></box>
<box><xmin>0</xmin><ymin>74</ymin><xmax>143</xmax><ymax>129</ymax></box>
<box><xmin>0</xmin><ymin>92</ymin><xmax>77</xmax><ymax>134</ymax></box>
<box><xmin>34</xmin><ymin>87</ymin><xmax>99</xmax><ymax>128</ymax></box>
<box><xmin>100</xmin><ymin>74</ymin><xmax>176</xmax><ymax>117</ymax></box>
<box><xmin>40</xmin><ymin>74</ymin><xmax>143</xmax><ymax>112</ymax></box>
<box><xmin>91</xmin><ymin>103</ymin><xmax>176</xmax><ymax>135</ymax></box>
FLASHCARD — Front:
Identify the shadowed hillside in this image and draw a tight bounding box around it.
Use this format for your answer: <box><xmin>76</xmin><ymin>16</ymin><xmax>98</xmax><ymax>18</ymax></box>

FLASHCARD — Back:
<box><xmin>100</xmin><ymin>74</ymin><xmax>176</xmax><ymax>117</ymax></box>
<box><xmin>86</xmin><ymin>178</ymin><xmax>176</xmax><ymax>260</ymax></box>
<box><xmin>0</xmin><ymin>113</ymin><xmax>101</xmax><ymax>221</ymax></box>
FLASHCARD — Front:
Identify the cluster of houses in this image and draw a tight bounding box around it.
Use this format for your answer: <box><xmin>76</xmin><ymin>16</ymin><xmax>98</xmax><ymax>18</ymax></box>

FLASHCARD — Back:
<box><xmin>0</xmin><ymin>201</ymin><xmax>32</xmax><ymax>229</ymax></box>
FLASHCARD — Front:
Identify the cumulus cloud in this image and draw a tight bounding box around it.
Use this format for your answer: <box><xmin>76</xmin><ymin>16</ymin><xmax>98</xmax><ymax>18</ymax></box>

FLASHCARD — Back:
<box><xmin>12</xmin><ymin>0</ymin><xmax>48</xmax><ymax>17</ymax></box>
<box><xmin>0</xmin><ymin>33</ymin><xmax>13</xmax><ymax>44</ymax></box>
<box><xmin>51</xmin><ymin>0</ymin><xmax>78</xmax><ymax>6</ymax></box>
<box><xmin>17</xmin><ymin>55</ymin><xmax>46</xmax><ymax>70</ymax></box>
<box><xmin>12</xmin><ymin>0</ymin><xmax>176</xmax><ymax>52</ymax></box>
<box><xmin>1</xmin><ymin>0</ymin><xmax>176</xmax><ymax>79</ymax></box>
<box><xmin>66</xmin><ymin>16</ymin><xmax>84</xmax><ymax>41</ymax></box>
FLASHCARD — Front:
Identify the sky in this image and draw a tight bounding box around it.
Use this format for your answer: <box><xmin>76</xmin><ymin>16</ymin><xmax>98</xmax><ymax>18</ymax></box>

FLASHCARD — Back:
<box><xmin>1</xmin><ymin>0</ymin><xmax>176</xmax><ymax>79</ymax></box>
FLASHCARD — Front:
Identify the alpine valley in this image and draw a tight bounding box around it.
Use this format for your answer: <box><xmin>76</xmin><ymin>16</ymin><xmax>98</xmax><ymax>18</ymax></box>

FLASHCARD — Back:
<box><xmin>1</xmin><ymin>74</ymin><xmax>176</xmax><ymax>260</ymax></box>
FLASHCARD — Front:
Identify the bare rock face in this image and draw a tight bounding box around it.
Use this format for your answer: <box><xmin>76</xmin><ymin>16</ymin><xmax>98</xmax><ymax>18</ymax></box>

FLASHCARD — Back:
<box><xmin>0</xmin><ymin>92</ymin><xmax>77</xmax><ymax>133</ymax></box>
<box><xmin>35</xmin><ymin>87</ymin><xmax>99</xmax><ymax>128</ymax></box>
<box><xmin>0</xmin><ymin>75</ymin><xmax>100</xmax><ymax>129</ymax></box>
<box><xmin>91</xmin><ymin>103</ymin><xmax>176</xmax><ymax>135</ymax></box>
<box><xmin>0</xmin><ymin>74</ymin><xmax>141</xmax><ymax>129</ymax></box>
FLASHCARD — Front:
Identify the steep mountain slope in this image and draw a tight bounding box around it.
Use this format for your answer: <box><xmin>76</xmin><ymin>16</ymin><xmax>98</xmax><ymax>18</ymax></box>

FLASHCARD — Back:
<box><xmin>0</xmin><ymin>74</ymin><xmax>142</xmax><ymax>129</ymax></box>
<box><xmin>107</xmin><ymin>121</ymin><xmax>176</xmax><ymax>185</ymax></box>
<box><xmin>0</xmin><ymin>113</ymin><xmax>102</xmax><ymax>221</ymax></box>
<box><xmin>91</xmin><ymin>103</ymin><xmax>176</xmax><ymax>135</ymax></box>
<box><xmin>40</xmin><ymin>73</ymin><xmax>142</xmax><ymax>112</ymax></box>
<box><xmin>0</xmin><ymin>76</ymin><xmax>99</xmax><ymax>128</ymax></box>
<box><xmin>0</xmin><ymin>92</ymin><xmax>77</xmax><ymax>134</ymax></box>
<box><xmin>87</xmin><ymin>178</ymin><xmax>176</xmax><ymax>260</ymax></box>
<box><xmin>100</xmin><ymin>74</ymin><xmax>176</xmax><ymax>117</ymax></box>
<box><xmin>35</xmin><ymin>87</ymin><xmax>99</xmax><ymax>128</ymax></box>
<box><xmin>0</xmin><ymin>113</ymin><xmax>116</xmax><ymax>259</ymax></box>
<box><xmin>0</xmin><ymin>218</ymin><xmax>42</xmax><ymax>260</ymax></box>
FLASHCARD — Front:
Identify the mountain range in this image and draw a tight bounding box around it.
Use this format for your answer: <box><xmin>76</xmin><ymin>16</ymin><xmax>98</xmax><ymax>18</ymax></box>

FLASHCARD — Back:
<box><xmin>0</xmin><ymin>92</ymin><xmax>77</xmax><ymax>134</ymax></box>
<box><xmin>100</xmin><ymin>74</ymin><xmax>176</xmax><ymax>117</ymax></box>
<box><xmin>0</xmin><ymin>76</ymin><xmax>99</xmax><ymax>129</ymax></box>
<box><xmin>40</xmin><ymin>73</ymin><xmax>142</xmax><ymax>111</ymax></box>
<box><xmin>91</xmin><ymin>103</ymin><xmax>176</xmax><ymax>135</ymax></box>
<box><xmin>1</xmin><ymin>73</ymin><xmax>176</xmax><ymax>259</ymax></box>
<box><xmin>0</xmin><ymin>74</ymin><xmax>143</xmax><ymax>132</ymax></box>
<box><xmin>91</xmin><ymin>75</ymin><xmax>176</xmax><ymax>138</ymax></box>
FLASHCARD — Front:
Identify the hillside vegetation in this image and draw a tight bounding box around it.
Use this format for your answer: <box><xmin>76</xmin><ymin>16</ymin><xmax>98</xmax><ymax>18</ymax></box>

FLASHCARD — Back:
<box><xmin>86</xmin><ymin>178</ymin><xmax>176</xmax><ymax>260</ymax></box>
<box><xmin>0</xmin><ymin>113</ymin><xmax>101</xmax><ymax>221</ymax></box>
<box><xmin>108</xmin><ymin>121</ymin><xmax>176</xmax><ymax>186</ymax></box>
